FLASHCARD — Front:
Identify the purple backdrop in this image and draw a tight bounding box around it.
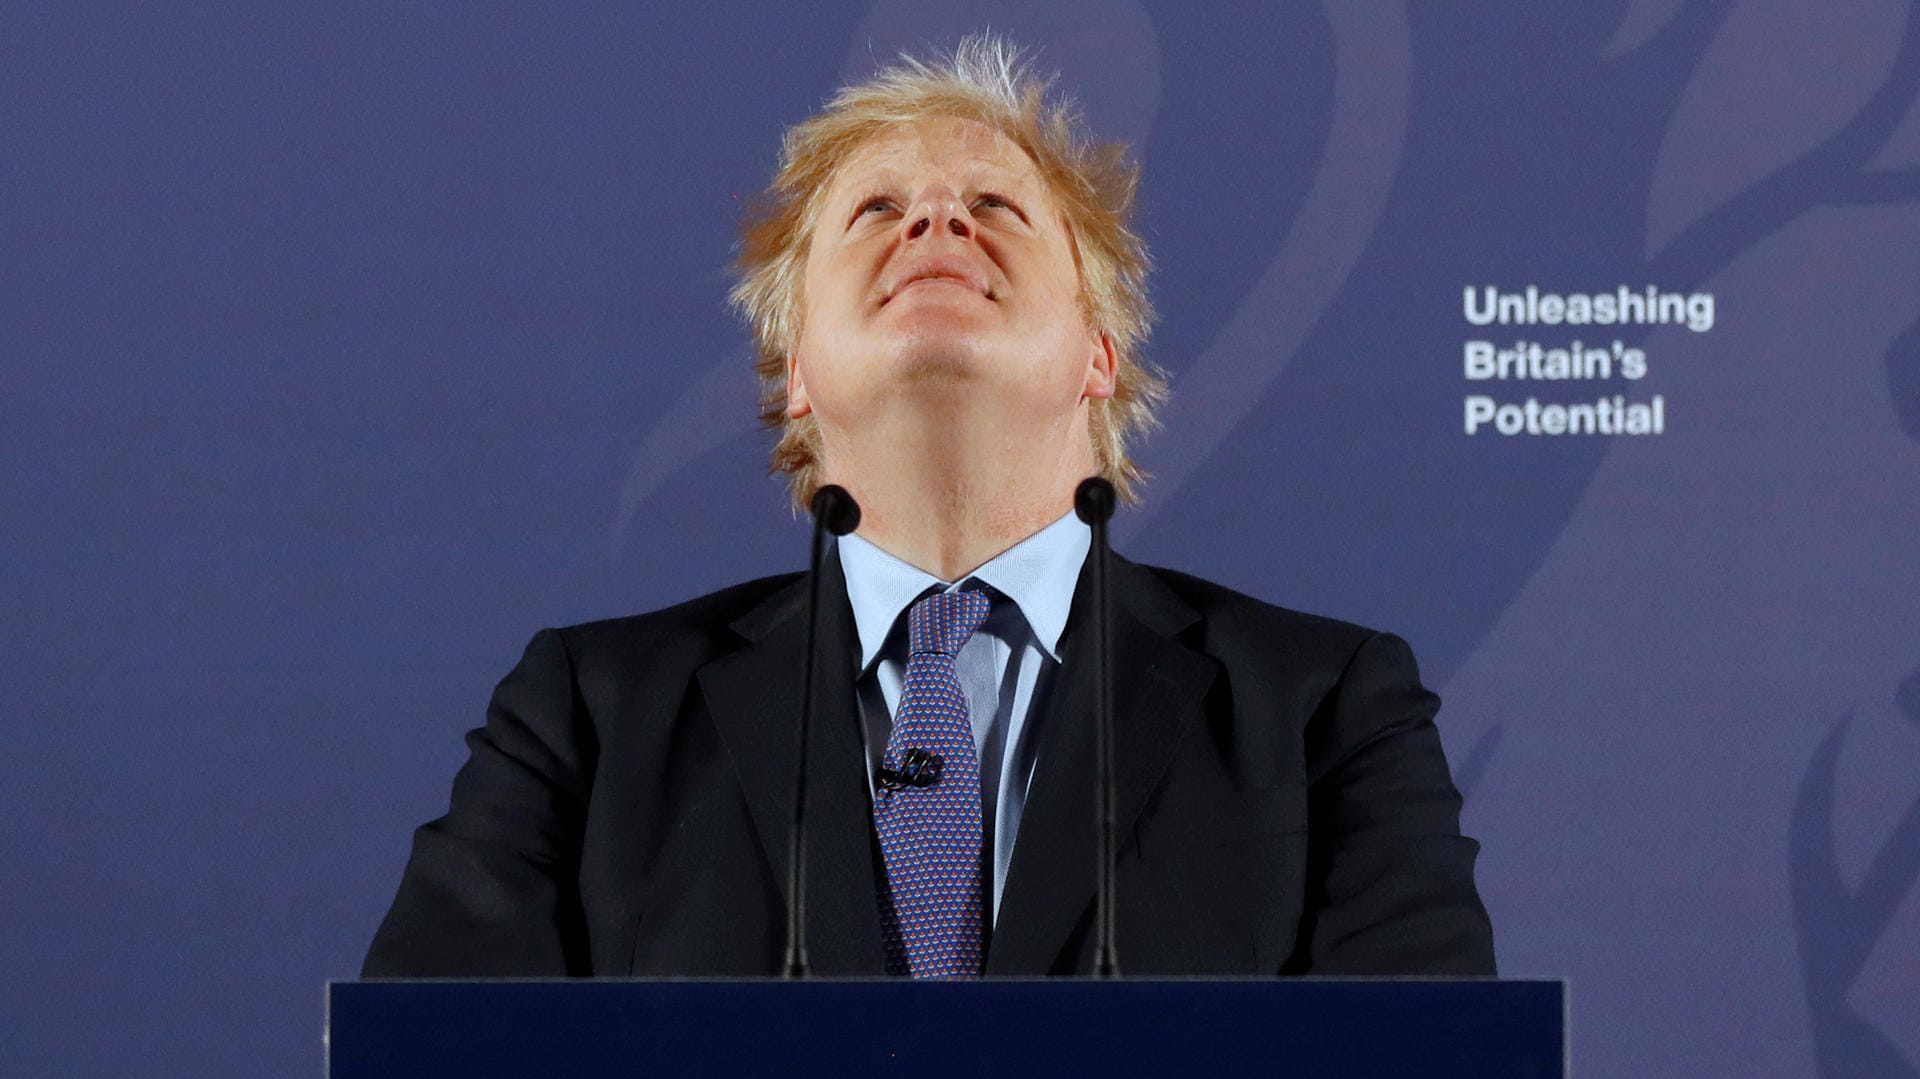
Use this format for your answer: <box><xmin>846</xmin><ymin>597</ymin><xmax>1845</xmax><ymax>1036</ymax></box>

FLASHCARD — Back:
<box><xmin>3</xmin><ymin>2</ymin><xmax>1917</xmax><ymax>1075</ymax></box>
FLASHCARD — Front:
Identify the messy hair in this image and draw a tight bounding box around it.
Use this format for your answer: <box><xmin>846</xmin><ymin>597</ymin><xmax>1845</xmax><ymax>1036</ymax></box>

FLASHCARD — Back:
<box><xmin>730</xmin><ymin>33</ymin><xmax>1166</xmax><ymax>509</ymax></box>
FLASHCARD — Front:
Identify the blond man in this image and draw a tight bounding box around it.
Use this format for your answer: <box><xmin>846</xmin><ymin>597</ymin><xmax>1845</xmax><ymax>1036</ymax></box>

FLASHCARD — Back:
<box><xmin>367</xmin><ymin>36</ymin><xmax>1492</xmax><ymax>978</ymax></box>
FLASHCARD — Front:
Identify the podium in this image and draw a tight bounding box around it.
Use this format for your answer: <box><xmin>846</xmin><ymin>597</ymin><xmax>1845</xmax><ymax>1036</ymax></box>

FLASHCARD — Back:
<box><xmin>327</xmin><ymin>978</ymin><xmax>1564</xmax><ymax>1077</ymax></box>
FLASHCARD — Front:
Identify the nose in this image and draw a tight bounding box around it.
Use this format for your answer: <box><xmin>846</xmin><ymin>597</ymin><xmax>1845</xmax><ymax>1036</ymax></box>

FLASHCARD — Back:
<box><xmin>903</xmin><ymin>186</ymin><xmax>973</xmax><ymax>242</ymax></box>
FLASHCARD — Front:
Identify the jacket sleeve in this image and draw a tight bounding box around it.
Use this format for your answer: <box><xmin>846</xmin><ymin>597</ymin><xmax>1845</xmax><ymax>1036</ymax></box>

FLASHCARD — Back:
<box><xmin>1291</xmin><ymin>631</ymin><xmax>1496</xmax><ymax>975</ymax></box>
<box><xmin>362</xmin><ymin>628</ymin><xmax>597</xmax><ymax>976</ymax></box>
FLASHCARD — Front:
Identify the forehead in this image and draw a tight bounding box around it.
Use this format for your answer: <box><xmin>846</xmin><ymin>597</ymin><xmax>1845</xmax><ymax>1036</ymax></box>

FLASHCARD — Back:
<box><xmin>825</xmin><ymin>117</ymin><xmax>1045</xmax><ymax>193</ymax></box>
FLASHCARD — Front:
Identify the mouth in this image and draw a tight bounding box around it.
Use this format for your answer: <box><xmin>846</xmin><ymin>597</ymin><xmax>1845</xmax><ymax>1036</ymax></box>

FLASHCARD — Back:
<box><xmin>894</xmin><ymin>274</ymin><xmax>983</xmax><ymax>296</ymax></box>
<box><xmin>883</xmin><ymin>258</ymin><xmax>994</xmax><ymax>304</ymax></box>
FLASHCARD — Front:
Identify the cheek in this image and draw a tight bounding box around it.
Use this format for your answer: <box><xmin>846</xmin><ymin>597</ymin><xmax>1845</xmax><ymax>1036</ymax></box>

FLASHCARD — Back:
<box><xmin>793</xmin><ymin>275</ymin><xmax>851</xmax><ymax>359</ymax></box>
<box><xmin>797</xmin><ymin>245</ymin><xmax>881</xmax><ymax>333</ymax></box>
<box><xmin>1020</xmin><ymin>240</ymin><xmax>1091</xmax><ymax>322</ymax></box>
<box><xmin>1024</xmin><ymin>261</ymin><xmax>1099</xmax><ymax>385</ymax></box>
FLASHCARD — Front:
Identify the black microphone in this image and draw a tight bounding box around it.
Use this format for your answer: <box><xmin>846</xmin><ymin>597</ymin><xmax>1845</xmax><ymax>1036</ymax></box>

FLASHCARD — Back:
<box><xmin>1073</xmin><ymin>476</ymin><xmax>1119</xmax><ymax>978</ymax></box>
<box><xmin>785</xmin><ymin>483</ymin><xmax>861</xmax><ymax>978</ymax></box>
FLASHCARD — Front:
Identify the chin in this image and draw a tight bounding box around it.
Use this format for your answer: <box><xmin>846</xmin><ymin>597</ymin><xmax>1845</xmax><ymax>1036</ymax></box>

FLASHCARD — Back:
<box><xmin>888</xmin><ymin>326</ymin><xmax>990</xmax><ymax>383</ymax></box>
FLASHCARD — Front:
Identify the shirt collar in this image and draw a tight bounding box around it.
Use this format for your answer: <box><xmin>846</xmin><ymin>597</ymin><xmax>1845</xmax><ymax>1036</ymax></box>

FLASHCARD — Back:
<box><xmin>836</xmin><ymin>510</ymin><xmax>1090</xmax><ymax>671</ymax></box>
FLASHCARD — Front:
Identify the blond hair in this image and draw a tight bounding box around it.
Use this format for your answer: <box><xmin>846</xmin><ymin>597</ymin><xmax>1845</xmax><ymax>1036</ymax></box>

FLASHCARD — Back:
<box><xmin>730</xmin><ymin>33</ymin><xmax>1166</xmax><ymax>509</ymax></box>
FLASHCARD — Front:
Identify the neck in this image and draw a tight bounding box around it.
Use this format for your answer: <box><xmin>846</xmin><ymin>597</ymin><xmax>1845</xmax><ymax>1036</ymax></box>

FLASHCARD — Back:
<box><xmin>822</xmin><ymin>402</ymin><xmax>1095</xmax><ymax>581</ymax></box>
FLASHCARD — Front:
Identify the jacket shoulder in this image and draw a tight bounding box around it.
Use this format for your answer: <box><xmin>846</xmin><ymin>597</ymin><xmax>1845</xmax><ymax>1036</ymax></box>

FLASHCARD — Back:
<box><xmin>1139</xmin><ymin>563</ymin><xmax>1376</xmax><ymax>642</ymax></box>
<box><xmin>544</xmin><ymin>571</ymin><xmax>803</xmax><ymax>676</ymax></box>
<box><xmin>1131</xmin><ymin>562</ymin><xmax>1399</xmax><ymax>676</ymax></box>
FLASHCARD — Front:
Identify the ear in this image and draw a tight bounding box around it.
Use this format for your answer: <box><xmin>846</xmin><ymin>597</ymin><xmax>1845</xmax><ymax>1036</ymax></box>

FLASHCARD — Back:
<box><xmin>1081</xmin><ymin>332</ymin><xmax>1117</xmax><ymax>400</ymax></box>
<box><xmin>786</xmin><ymin>353</ymin><xmax>812</xmax><ymax>418</ymax></box>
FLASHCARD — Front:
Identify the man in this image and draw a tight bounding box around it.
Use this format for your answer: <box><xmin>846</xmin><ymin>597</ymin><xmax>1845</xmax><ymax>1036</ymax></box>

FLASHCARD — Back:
<box><xmin>365</xmin><ymin>36</ymin><xmax>1494</xmax><ymax>978</ymax></box>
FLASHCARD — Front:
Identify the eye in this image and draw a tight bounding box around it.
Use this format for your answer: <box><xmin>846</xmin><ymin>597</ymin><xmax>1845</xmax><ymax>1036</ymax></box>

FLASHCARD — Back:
<box><xmin>973</xmin><ymin>193</ymin><xmax>1027</xmax><ymax>223</ymax></box>
<box><xmin>855</xmin><ymin>197</ymin><xmax>894</xmax><ymax>218</ymax></box>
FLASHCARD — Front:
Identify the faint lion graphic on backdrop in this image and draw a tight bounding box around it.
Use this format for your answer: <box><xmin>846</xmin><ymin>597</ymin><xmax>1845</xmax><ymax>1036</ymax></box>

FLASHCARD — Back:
<box><xmin>1439</xmin><ymin>2</ymin><xmax>1920</xmax><ymax>1076</ymax></box>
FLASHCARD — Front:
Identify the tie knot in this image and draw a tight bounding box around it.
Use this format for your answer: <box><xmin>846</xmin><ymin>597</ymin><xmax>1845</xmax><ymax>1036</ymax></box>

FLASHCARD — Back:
<box><xmin>907</xmin><ymin>589</ymin><xmax>991</xmax><ymax>657</ymax></box>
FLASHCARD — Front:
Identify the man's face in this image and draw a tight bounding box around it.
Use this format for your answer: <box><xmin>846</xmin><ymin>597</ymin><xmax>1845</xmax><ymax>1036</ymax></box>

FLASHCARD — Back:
<box><xmin>787</xmin><ymin>117</ymin><xmax>1113</xmax><ymax>452</ymax></box>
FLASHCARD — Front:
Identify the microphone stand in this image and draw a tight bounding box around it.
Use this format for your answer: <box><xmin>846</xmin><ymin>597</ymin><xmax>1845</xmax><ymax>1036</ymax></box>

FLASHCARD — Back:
<box><xmin>783</xmin><ymin>484</ymin><xmax>861</xmax><ymax>978</ymax></box>
<box><xmin>1075</xmin><ymin>477</ymin><xmax>1119</xmax><ymax>978</ymax></box>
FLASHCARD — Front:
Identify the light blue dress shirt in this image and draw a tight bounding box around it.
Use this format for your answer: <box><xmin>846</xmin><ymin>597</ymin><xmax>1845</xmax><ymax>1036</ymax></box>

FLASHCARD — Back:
<box><xmin>836</xmin><ymin>511</ymin><xmax>1090</xmax><ymax>926</ymax></box>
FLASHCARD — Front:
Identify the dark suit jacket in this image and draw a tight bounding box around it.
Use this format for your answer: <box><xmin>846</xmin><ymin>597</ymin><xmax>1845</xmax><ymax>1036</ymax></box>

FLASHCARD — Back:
<box><xmin>364</xmin><ymin>549</ymin><xmax>1494</xmax><ymax>977</ymax></box>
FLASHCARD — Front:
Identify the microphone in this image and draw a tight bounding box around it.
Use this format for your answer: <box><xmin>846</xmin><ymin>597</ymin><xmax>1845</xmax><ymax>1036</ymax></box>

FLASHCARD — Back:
<box><xmin>1073</xmin><ymin>476</ymin><xmax>1119</xmax><ymax>978</ymax></box>
<box><xmin>785</xmin><ymin>483</ymin><xmax>861</xmax><ymax>979</ymax></box>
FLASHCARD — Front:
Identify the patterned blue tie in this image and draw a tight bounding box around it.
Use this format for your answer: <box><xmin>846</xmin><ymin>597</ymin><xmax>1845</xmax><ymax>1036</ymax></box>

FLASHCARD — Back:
<box><xmin>873</xmin><ymin>589</ymin><xmax>992</xmax><ymax>978</ymax></box>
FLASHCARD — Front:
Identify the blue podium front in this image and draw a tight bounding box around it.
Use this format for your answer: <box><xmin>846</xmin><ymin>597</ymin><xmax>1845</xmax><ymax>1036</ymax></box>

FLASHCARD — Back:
<box><xmin>327</xmin><ymin>978</ymin><xmax>1564</xmax><ymax>1077</ymax></box>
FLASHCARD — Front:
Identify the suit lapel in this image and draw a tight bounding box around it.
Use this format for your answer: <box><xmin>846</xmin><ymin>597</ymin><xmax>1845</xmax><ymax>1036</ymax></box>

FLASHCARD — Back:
<box><xmin>695</xmin><ymin>550</ymin><xmax>886</xmax><ymax>975</ymax></box>
<box><xmin>986</xmin><ymin>552</ymin><xmax>1216</xmax><ymax>974</ymax></box>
